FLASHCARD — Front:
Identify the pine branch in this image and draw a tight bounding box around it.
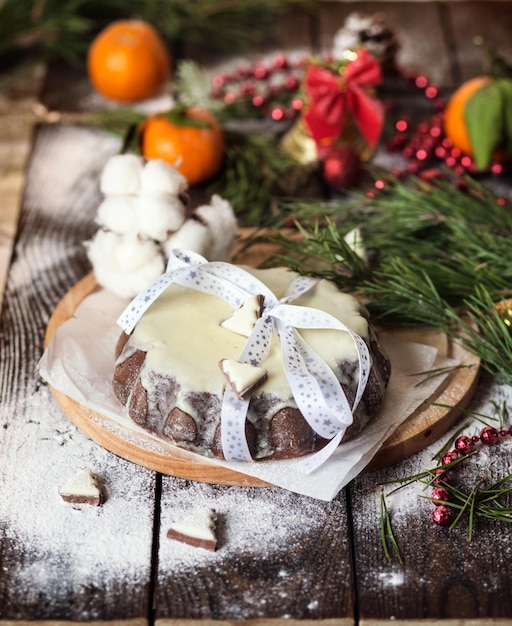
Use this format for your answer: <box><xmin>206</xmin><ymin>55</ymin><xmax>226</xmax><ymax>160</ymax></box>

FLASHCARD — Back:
<box><xmin>211</xmin><ymin>132</ymin><xmax>298</xmax><ymax>226</ymax></box>
<box><xmin>0</xmin><ymin>0</ymin><xmax>315</xmax><ymax>71</ymax></box>
<box><xmin>380</xmin><ymin>403</ymin><xmax>512</xmax><ymax>558</ymax></box>
<box><xmin>257</xmin><ymin>175</ymin><xmax>512</xmax><ymax>380</ymax></box>
<box><xmin>458</xmin><ymin>286</ymin><xmax>512</xmax><ymax>384</ymax></box>
<box><xmin>0</xmin><ymin>0</ymin><xmax>92</xmax><ymax>68</ymax></box>
<box><xmin>174</xmin><ymin>60</ymin><xmax>219</xmax><ymax>111</ymax></box>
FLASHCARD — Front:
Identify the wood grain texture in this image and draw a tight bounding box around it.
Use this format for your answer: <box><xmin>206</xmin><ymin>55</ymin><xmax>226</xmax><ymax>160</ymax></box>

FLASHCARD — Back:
<box><xmin>155</xmin><ymin>477</ymin><xmax>355</xmax><ymax>622</ymax></box>
<box><xmin>316</xmin><ymin>1</ymin><xmax>512</xmax><ymax>89</ymax></box>
<box><xmin>0</xmin><ymin>621</ymin><xmax>146</xmax><ymax>626</ymax></box>
<box><xmin>0</xmin><ymin>123</ymin><xmax>155</xmax><ymax>622</ymax></box>
<box><xmin>43</xmin><ymin>271</ymin><xmax>270</xmax><ymax>487</ymax></box>
<box><xmin>447</xmin><ymin>1</ymin><xmax>512</xmax><ymax>83</ymax></box>
<box><xmin>155</xmin><ymin>617</ymin><xmax>352</xmax><ymax>626</ymax></box>
<box><xmin>367</xmin><ymin>327</ymin><xmax>480</xmax><ymax>470</ymax></box>
<box><xmin>1</xmin><ymin>4</ymin><xmax>511</xmax><ymax>620</ymax></box>
<box><xmin>0</xmin><ymin>122</ymin><xmax>356</xmax><ymax>623</ymax></box>
<box><xmin>48</xmin><ymin>378</ymin><xmax>270</xmax><ymax>487</ymax></box>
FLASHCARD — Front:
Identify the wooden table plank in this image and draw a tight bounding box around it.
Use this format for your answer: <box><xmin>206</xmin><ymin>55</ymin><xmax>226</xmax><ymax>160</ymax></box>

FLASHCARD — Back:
<box><xmin>1</xmin><ymin>3</ymin><xmax>511</xmax><ymax>622</ymax></box>
<box><xmin>155</xmin><ymin>478</ymin><xmax>355</xmax><ymax>623</ymax></box>
<box><xmin>317</xmin><ymin>1</ymin><xmax>512</xmax><ymax>89</ymax></box>
<box><xmin>0</xmin><ymin>123</ymin><xmax>156</xmax><ymax>622</ymax></box>
<box><xmin>0</xmin><ymin>64</ymin><xmax>46</xmax><ymax>313</ymax></box>
<box><xmin>447</xmin><ymin>1</ymin><xmax>512</xmax><ymax>84</ymax></box>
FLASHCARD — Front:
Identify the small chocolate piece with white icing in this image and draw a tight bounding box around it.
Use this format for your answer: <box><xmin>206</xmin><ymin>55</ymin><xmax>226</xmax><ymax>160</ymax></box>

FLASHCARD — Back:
<box><xmin>59</xmin><ymin>468</ymin><xmax>103</xmax><ymax>506</ymax></box>
<box><xmin>221</xmin><ymin>294</ymin><xmax>264</xmax><ymax>337</ymax></box>
<box><xmin>167</xmin><ymin>507</ymin><xmax>217</xmax><ymax>551</ymax></box>
<box><xmin>219</xmin><ymin>358</ymin><xmax>268</xmax><ymax>399</ymax></box>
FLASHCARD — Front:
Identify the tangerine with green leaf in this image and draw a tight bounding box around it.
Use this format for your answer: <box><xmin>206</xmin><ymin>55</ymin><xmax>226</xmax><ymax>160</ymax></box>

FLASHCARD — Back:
<box><xmin>443</xmin><ymin>75</ymin><xmax>512</xmax><ymax>170</ymax></box>
<box><xmin>141</xmin><ymin>107</ymin><xmax>225</xmax><ymax>186</ymax></box>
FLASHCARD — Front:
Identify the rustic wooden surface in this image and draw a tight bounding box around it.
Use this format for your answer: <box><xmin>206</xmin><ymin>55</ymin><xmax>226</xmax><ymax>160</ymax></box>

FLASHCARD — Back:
<box><xmin>1</xmin><ymin>2</ymin><xmax>512</xmax><ymax>624</ymax></box>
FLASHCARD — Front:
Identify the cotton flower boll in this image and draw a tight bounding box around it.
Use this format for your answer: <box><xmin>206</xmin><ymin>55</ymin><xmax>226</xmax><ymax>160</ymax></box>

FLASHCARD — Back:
<box><xmin>194</xmin><ymin>195</ymin><xmax>238</xmax><ymax>260</ymax></box>
<box><xmin>87</xmin><ymin>230</ymin><xmax>165</xmax><ymax>298</ymax></box>
<box><xmin>86</xmin><ymin>230</ymin><xmax>121</xmax><ymax>269</ymax></box>
<box><xmin>163</xmin><ymin>217</ymin><xmax>213</xmax><ymax>259</ymax></box>
<box><xmin>100</xmin><ymin>154</ymin><xmax>144</xmax><ymax>196</ymax></box>
<box><xmin>114</xmin><ymin>233</ymin><xmax>164</xmax><ymax>275</ymax></box>
<box><xmin>139</xmin><ymin>159</ymin><xmax>188</xmax><ymax>196</ymax></box>
<box><xmin>136</xmin><ymin>195</ymin><xmax>187</xmax><ymax>242</ymax></box>
<box><xmin>96</xmin><ymin>196</ymin><xmax>140</xmax><ymax>235</ymax></box>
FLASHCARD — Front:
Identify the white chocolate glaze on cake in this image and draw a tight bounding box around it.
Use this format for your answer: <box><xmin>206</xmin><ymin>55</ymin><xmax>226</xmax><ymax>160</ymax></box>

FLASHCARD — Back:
<box><xmin>125</xmin><ymin>267</ymin><xmax>369</xmax><ymax>405</ymax></box>
<box><xmin>112</xmin><ymin>265</ymin><xmax>390</xmax><ymax>461</ymax></box>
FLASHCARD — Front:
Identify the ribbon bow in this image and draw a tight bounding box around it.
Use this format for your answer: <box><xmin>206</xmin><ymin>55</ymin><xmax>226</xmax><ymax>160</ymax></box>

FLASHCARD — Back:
<box><xmin>302</xmin><ymin>48</ymin><xmax>384</xmax><ymax>157</ymax></box>
<box><xmin>117</xmin><ymin>250</ymin><xmax>370</xmax><ymax>473</ymax></box>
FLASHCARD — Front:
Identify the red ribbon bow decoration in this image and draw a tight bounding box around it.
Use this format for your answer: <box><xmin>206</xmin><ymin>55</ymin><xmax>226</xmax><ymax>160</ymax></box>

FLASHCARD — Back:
<box><xmin>302</xmin><ymin>48</ymin><xmax>385</xmax><ymax>158</ymax></box>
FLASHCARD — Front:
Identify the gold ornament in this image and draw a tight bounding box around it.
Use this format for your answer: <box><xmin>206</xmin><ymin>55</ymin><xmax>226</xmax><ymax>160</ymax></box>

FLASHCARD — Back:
<box><xmin>496</xmin><ymin>299</ymin><xmax>512</xmax><ymax>327</ymax></box>
<box><xmin>281</xmin><ymin>114</ymin><xmax>374</xmax><ymax>165</ymax></box>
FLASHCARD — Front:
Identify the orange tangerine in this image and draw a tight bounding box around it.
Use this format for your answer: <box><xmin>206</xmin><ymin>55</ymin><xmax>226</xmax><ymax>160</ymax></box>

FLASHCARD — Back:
<box><xmin>443</xmin><ymin>76</ymin><xmax>492</xmax><ymax>155</ymax></box>
<box><xmin>142</xmin><ymin>108</ymin><xmax>225</xmax><ymax>186</ymax></box>
<box><xmin>87</xmin><ymin>20</ymin><xmax>171</xmax><ymax>103</ymax></box>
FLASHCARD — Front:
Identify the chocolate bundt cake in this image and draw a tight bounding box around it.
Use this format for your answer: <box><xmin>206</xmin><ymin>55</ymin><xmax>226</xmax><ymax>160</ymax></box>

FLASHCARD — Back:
<box><xmin>112</xmin><ymin>266</ymin><xmax>391</xmax><ymax>461</ymax></box>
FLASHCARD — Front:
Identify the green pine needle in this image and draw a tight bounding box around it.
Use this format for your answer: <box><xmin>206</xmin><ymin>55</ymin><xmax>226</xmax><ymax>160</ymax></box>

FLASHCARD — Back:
<box><xmin>380</xmin><ymin>488</ymin><xmax>403</xmax><ymax>564</ymax></box>
<box><xmin>428</xmin><ymin>404</ymin><xmax>500</xmax><ymax>428</ymax></box>
<box><xmin>409</xmin><ymin>364</ymin><xmax>475</xmax><ymax>387</ymax></box>
<box><xmin>212</xmin><ymin>132</ymin><xmax>298</xmax><ymax>226</ymax></box>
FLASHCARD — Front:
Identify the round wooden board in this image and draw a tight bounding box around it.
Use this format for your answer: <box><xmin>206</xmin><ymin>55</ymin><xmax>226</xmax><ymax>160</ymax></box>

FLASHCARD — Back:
<box><xmin>45</xmin><ymin>273</ymin><xmax>480</xmax><ymax>486</ymax></box>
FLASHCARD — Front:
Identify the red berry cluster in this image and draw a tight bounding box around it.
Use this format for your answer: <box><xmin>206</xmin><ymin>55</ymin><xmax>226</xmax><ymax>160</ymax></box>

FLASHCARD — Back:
<box><xmin>209</xmin><ymin>53</ymin><xmax>508</xmax><ymax>197</ymax></box>
<box><xmin>210</xmin><ymin>53</ymin><xmax>306</xmax><ymax>121</ymax></box>
<box><xmin>386</xmin><ymin>71</ymin><xmax>505</xmax><ymax>179</ymax></box>
<box><xmin>431</xmin><ymin>425</ymin><xmax>507</xmax><ymax>526</ymax></box>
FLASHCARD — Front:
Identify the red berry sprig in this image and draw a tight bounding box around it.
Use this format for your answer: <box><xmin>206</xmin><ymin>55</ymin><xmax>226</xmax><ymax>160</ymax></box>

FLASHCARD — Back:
<box><xmin>430</xmin><ymin>425</ymin><xmax>508</xmax><ymax>526</ymax></box>
<box><xmin>210</xmin><ymin>52</ymin><xmax>307</xmax><ymax>121</ymax></box>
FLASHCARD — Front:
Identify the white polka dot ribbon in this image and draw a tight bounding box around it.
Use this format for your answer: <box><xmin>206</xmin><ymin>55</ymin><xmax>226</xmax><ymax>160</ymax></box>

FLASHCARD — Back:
<box><xmin>117</xmin><ymin>249</ymin><xmax>370</xmax><ymax>473</ymax></box>
<box><xmin>117</xmin><ymin>249</ymin><xmax>262</xmax><ymax>332</ymax></box>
